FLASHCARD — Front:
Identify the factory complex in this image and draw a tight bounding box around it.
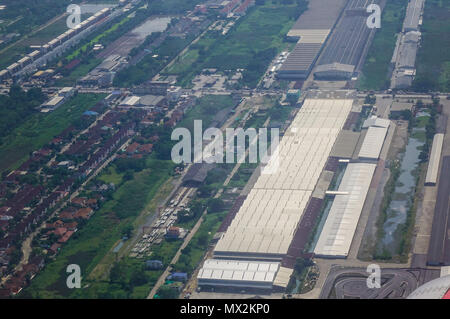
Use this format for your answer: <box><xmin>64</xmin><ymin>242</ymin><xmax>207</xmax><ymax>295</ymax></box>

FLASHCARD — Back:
<box><xmin>195</xmin><ymin>96</ymin><xmax>398</xmax><ymax>292</ymax></box>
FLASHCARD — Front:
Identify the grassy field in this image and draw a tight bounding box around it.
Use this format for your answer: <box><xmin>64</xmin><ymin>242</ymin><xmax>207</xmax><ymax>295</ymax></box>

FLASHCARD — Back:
<box><xmin>165</xmin><ymin>1</ymin><xmax>305</xmax><ymax>87</ymax></box>
<box><xmin>176</xmin><ymin>95</ymin><xmax>235</xmax><ymax>132</ymax></box>
<box><xmin>22</xmin><ymin>158</ymin><xmax>175</xmax><ymax>298</ymax></box>
<box><xmin>113</xmin><ymin>36</ymin><xmax>193</xmax><ymax>87</ymax></box>
<box><xmin>357</xmin><ymin>0</ymin><xmax>407</xmax><ymax>90</ymax></box>
<box><xmin>0</xmin><ymin>93</ymin><xmax>105</xmax><ymax>176</ymax></box>
<box><xmin>172</xmin><ymin>212</ymin><xmax>227</xmax><ymax>275</ymax></box>
<box><xmin>413</xmin><ymin>0</ymin><xmax>450</xmax><ymax>92</ymax></box>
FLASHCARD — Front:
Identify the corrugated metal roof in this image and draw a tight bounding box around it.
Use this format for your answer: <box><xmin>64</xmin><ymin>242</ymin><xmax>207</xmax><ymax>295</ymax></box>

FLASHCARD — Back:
<box><xmin>403</xmin><ymin>0</ymin><xmax>424</xmax><ymax>31</ymax></box>
<box><xmin>214</xmin><ymin>99</ymin><xmax>353</xmax><ymax>259</ymax></box>
<box><xmin>425</xmin><ymin>134</ymin><xmax>444</xmax><ymax>185</ymax></box>
<box><xmin>362</xmin><ymin>116</ymin><xmax>391</xmax><ymax>129</ymax></box>
<box><xmin>358</xmin><ymin>126</ymin><xmax>389</xmax><ymax>160</ymax></box>
<box><xmin>197</xmin><ymin>259</ymin><xmax>280</xmax><ymax>286</ymax></box>
<box><xmin>314</xmin><ymin>163</ymin><xmax>377</xmax><ymax>257</ymax></box>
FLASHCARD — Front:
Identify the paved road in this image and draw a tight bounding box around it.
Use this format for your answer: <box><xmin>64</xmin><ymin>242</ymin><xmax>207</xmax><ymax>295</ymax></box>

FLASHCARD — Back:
<box><xmin>147</xmin><ymin>208</ymin><xmax>206</xmax><ymax>299</ymax></box>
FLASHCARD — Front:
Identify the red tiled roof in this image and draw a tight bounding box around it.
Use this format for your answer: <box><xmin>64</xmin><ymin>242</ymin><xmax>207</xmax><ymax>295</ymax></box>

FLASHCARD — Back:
<box><xmin>74</xmin><ymin>207</ymin><xmax>93</xmax><ymax>219</ymax></box>
<box><xmin>59</xmin><ymin>211</ymin><xmax>74</xmax><ymax>220</ymax></box>
<box><xmin>58</xmin><ymin>230</ymin><xmax>74</xmax><ymax>243</ymax></box>
<box><xmin>138</xmin><ymin>144</ymin><xmax>153</xmax><ymax>153</ymax></box>
<box><xmin>126</xmin><ymin>142</ymin><xmax>140</xmax><ymax>154</ymax></box>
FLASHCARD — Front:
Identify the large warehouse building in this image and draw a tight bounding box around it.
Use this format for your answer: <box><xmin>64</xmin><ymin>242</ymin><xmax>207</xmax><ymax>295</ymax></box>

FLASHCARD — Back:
<box><xmin>425</xmin><ymin>134</ymin><xmax>444</xmax><ymax>186</ymax></box>
<box><xmin>314</xmin><ymin>163</ymin><xmax>376</xmax><ymax>258</ymax></box>
<box><xmin>314</xmin><ymin>0</ymin><xmax>381</xmax><ymax>80</ymax></box>
<box><xmin>277</xmin><ymin>0</ymin><xmax>346</xmax><ymax>79</ymax></box>
<box><xmin>197</xmin><ymin>259</ymin><xmax>280</xmax><ymax>290</ymax></box>
<box><xmin>198</xmin><ymin>98</ymin><xmax>354</xmax><ymax>289</ymax></box>
<box><xmin>358</xmin><ymin>125</ymin><xmax>389</xmax><ymax>160</ymax></box>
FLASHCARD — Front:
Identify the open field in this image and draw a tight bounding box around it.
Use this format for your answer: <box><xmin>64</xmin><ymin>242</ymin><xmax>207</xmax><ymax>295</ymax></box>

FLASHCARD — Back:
<box><xmin>413</xmin><ymin>0</ymin><xmax>450</xmax><ymax>92</ymax></box>
<box><xmin>0</xmin><ymin>93</ymin><xmax>105</xmax><ymax>176</ymax></box>
<box><xmin>357</xmin><ymin>0</ymin><xmax>407</xmax><ymax>90</ymax></box>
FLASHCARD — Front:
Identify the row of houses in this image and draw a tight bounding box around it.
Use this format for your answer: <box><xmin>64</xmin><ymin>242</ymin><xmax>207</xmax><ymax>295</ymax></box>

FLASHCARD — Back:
<box><xmin>0</xmin><ymin>8</ymin><xmax>111</xmax><ymax>81</ymax></box>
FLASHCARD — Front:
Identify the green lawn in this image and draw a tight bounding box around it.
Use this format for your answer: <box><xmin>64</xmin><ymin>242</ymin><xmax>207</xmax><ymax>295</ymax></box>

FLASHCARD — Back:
<box><xmin>0</xmin><ymin>93</ymin><xmax>105</xmax><ymax>176</ymax></box>
<box><xmin>358</xmin><ymin>0</ymin><xmax>407</xmax><ymax>90</ymax></box>
<box><xmin>176</xmin><ymin>95</ymin><xmax>235</xmax><ymax>133</ymax></box>
<box><xmin>413</xmin><ymin>0</ymin><xmax>450</xmax><ymax>92</ymax></box>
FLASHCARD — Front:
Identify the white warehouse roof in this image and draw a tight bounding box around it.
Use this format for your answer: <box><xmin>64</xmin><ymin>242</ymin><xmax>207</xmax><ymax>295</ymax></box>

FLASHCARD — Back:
<box><xmin>197</xmin><ymin>259</ymin><xmax>280</xmax><ymax>289</ymax></box>
<box><xmin>314</xmin><ymin>163</ymin><xmax>376</xmax><ymax>258</ymax></box>
<box><xmin>121</xmin><ymin>95</ymin><xmax>140</xmax><ymax>106</ymax></box>
<box><xmin>214</xmin><ymin>99</ymin><xmax>353</xmax><ymax>260</ymax></box>
<box><xmin>425</xmin><ymin>134</ymin><xmax>444</xmax><ymax>185</ymax></box>
<box><xmin>362</xmin><ymin>115</ymin><xmax>390</xmax><ymax>129</ymax></box>
<box><xmin>358</xmin><ymin>126</ymin><xmax>389</xmax><ymax>160</ymax></box>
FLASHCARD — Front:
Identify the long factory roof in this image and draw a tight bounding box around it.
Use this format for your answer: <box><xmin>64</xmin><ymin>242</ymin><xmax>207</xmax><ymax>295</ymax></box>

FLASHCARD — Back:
<box><xmin>290</xmin><ymin>0</ymin><xmax>347</xmax><ymax>30</ymax></box>
<box><xmin>281</xmin><ymin>0</ymin><xmax>347</xmax><ymax>78</ymax></box>
<box><xmin>314</xmin><ymin>162</ymin><xmax>377</xmax><ymax>258</ymax></box>
<box><xmin>317</xmin><ymin>0</ymin><xmax>380</xmax><ymax>70</ymax></box>
<box><xmin>213</xmin><ymin>99</ymin><xmax>353</xmax><ymax>260</ymax></box>
<box><xmin>197</xmin><ymin>259</ymin><xmax>280</xmax><ymax>287</ymax></box>
<box><xmin>403</xmin><ymin>0</ymin><xmax>424</xmax><ymax>31</ymax></box>
<box><xmin>358</xmin><ymin>125</ymin><xmax>389</xmax><ymax>160</ymax></box>
<box><xmin>425</xmin><ymin>134</ymin><xmax>444</xmax><ymax>185</ymax></box>
<box><xmin>278</xmin><ymin>42</ymin><xmax>323</xmax><ymax>73</ymax></box>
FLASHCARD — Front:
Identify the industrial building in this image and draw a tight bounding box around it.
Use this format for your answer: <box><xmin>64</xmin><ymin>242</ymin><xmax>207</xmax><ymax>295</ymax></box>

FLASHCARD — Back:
<box><xmin>119</xmin><ymin>95</ymin><xmax>166</xmax><ymax>109</ymax></box>
<box><xmin>314</xmin><ymin>163</ymin><xmax>376</xmax><ymax>258</ymax></box>
<box><xmin>277</xmin><ymin>0</ymin><xmax>346</xmax><ymax>79</ymax></box>
<box><xmin>198</xmin><ymin>98</ymin><xmax>354</xmax><ymax>291</ymax></box>
<box><xmin>362</xmin><ymin>115</ymin><xmax>390</xmax><ymax>129</ymax></box>
<box><xmin>213</xmin><ymin>99</ymin><xmax>353</xmax><ymax>261</ymax></box>
<box><xmin>403</xmin><ymin>0</ymin><xmax>425</xmax><ymax>32</ymax></box>
<box><xmin>197</xmin><ymin>259</ymin><xmax>281</xmax><ymax>290</ymax></box>
<box><xmin>391</xmin><ymin>0</ymin><xmax>425</xmax><ymax>89</ymax></box>
<box><xmin>392</xmin><ymin>32</ymin><xmax>421</xmax><ymax>89</ymax></box>
<box><xmin>40</xmin><ymin>96</ymin><xmax>65</xmax><ymax>111</ymax></box>
<box><xmin>78</xmin><ymin>54</ymin><xmax>126</xmax><ymax>87</ymax></box>
<box><xmin>358</xmin><ymin>125</ymin><xmax>389</xmax><ymax>160</ymax></box>
<box><xmin>277</xmin><ymin>42</ymin><xmax>323</xmax><ymax>79</ymax></box>
<box><xmin>314</xmin><ymin>0</ymin><xmax>381</xmax><ymax>80</ymax></box>
<box><xmin>39</xmin><ymin>87</ymin><xmax>76</xmax><ymax>112</ymax></box>
<box><xmin>0</xmin><ymin>7</ymin><xmax>111</xmax><ymax>79</ymax></box>
<box><xmin>425</xmin><ymin>134</ymin><xmax>444</xmax><ymax>186</ymax></box>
